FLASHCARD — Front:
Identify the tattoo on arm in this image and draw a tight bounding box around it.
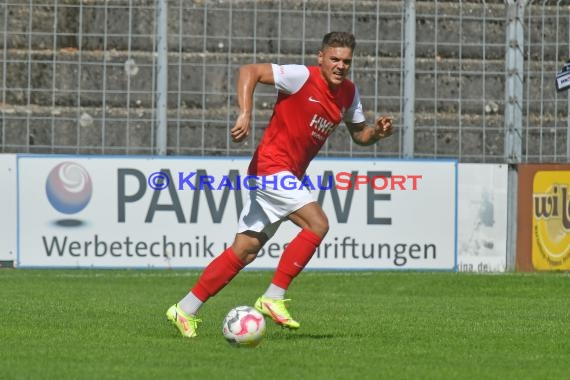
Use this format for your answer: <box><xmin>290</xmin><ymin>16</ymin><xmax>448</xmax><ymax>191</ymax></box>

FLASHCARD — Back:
<box><xmin>347</xmin><ymin>121</ymin><xmax>375</xmax><ymax>146</ymax></box>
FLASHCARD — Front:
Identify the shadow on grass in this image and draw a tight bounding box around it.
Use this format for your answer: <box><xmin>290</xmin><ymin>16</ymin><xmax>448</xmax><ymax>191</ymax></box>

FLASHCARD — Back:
<box><xmin>272</xmin><ymin>331</ymin><xmax>368</xmax><ymax>340</ymax></box>
<box><xmin>279</xmin><ymin>333</ymin><xmax>335</xmax><ymax>340</ymax></box>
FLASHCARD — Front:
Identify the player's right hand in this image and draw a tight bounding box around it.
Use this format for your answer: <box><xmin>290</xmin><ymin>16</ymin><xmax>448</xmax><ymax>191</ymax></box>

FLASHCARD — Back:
<box><xmin>231</xmin><ymin>113</ymin><xmax>251</xmax><ymax>143</ymax></box>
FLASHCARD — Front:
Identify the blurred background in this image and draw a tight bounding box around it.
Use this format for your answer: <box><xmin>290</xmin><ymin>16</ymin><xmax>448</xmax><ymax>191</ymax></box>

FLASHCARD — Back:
<box><xmin>0</xmin><ymin>0</ymin><xmax>568</xmax><ymax>163</ymax></box>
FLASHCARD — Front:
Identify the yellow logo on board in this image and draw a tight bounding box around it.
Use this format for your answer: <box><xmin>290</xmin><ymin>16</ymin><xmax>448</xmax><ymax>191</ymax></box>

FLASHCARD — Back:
<box><xmin>532</xmin><ymin>171</ymin><xmax>570</xmax><ymax>270</ymax></box>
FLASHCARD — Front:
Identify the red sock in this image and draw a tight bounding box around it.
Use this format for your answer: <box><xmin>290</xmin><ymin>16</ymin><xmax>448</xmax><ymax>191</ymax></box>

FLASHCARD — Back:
<box><xmin>191</xmin><ymin>247</ymin><xmax>246</xmax><ymax>302</ymax></box>
<box><xmin>271</xmin><ymin>229</ymin><xmax>323</xmax><ymax>289</ymax></box>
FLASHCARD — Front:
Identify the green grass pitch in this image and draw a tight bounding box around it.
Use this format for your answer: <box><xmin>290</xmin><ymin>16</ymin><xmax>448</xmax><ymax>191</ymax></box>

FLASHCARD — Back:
<box><xmin>1</xmin><ymin>269</ymin><xmax>569</xmax><ymax>380</ymax></box>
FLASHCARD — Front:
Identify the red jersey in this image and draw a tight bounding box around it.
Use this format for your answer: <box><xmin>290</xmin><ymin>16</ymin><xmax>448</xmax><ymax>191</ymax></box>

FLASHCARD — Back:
<box><xmin>248</xmin><ymin>64</ymin><xmax>365</xmax><ymax>179</ymax></box>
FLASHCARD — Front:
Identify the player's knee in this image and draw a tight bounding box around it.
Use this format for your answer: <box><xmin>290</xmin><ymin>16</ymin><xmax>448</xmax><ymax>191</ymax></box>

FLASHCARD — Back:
<box><xmin>309</xmin><ymin>216</ymin><xmax>329</xmax><ymax>238</ymax></box>
<box><xmin>231</xmin><ymin>231</ymin><xmax>267</xmax><ymax>263</ymax></box>
<box><xmin>319</xmin><ymin>220</ymin><xmax>330</xmax><ymax>237</ymax></box>
<box><xmin>231</xmin><ymin>245</ymin><xmax>261</xmax><ymax>264</ymax></box>
<box><xmin>242</xmin><ymin>252</ymin><xmax>258</xmax><ymax>265</ymax></box>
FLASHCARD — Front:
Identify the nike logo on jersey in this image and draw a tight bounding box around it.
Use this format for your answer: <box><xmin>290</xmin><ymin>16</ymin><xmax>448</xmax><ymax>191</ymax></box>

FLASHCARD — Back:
<box><xmin>308</xmin><ymin>96</ymin><xmax>320</xmax><ymax>103</ymax></box>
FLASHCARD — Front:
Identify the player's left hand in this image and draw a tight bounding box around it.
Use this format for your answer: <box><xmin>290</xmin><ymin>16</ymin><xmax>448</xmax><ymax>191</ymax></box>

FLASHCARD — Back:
<box><xmin>374</xmin><ymin>116</ymin><xmax>393</xmax><ymax>139</ymax></box>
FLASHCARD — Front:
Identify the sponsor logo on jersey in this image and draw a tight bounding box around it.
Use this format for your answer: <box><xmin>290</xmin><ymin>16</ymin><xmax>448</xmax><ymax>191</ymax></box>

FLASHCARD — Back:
<box><xmin>309</xmin><ymin>113</ymin><xmax>337</xmax><ymax>141</ymax></box>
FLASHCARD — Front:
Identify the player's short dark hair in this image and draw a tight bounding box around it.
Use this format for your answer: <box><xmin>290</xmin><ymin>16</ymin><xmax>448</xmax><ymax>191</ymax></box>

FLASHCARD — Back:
<box><xmin>321</xmin><ymin>31</ymin><xmax>356</xmax><ymax>51</ymax></box>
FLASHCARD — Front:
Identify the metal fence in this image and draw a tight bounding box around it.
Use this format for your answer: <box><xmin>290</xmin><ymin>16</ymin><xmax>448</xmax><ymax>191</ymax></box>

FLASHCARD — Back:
<box><xmin>0</xmin><ymin>0</ymin><xmax>568</xmax><ymax>163</ymax></box>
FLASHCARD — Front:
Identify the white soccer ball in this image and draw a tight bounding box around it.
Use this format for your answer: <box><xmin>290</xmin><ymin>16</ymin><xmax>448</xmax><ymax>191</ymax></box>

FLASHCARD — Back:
<box><xmin>222</xmin><ymin>306</ymin><xmax>266</xmax><ymax>347</ymax></box>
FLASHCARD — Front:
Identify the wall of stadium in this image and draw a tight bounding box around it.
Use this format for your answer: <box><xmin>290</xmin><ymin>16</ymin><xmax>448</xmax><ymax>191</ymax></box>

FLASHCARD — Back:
<box><xmin>0</xmin><ymin>154</ymin><xmax>508</xmax><ymax>272</ymax></box>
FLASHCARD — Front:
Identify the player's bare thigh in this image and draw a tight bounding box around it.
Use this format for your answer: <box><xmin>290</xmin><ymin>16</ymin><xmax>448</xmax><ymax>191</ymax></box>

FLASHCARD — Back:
<box><xmin>287</xmin><ymin>201</ymin><xmax>329</xmax><ymax>238</ymax></box>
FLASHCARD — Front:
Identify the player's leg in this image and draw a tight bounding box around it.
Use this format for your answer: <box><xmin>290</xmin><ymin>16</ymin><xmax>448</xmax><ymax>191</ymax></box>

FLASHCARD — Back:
<box><xmin>272</xmin><ymin>201</ymin><xmax>328</xmax><ymax>289</ymax></box>
<box><xmin>167</xmin><ymin>231</ymin><xmax>266</xmax><ymax>338</ymax></box>
<box><xmin>256</xmin><ymin>201</ymin><xmax>327</xmax><ymax>329</ymax></box>
<box><xmin>190</xmin><ymin>230</ymin><xmax>267</xmax><ymax>305</ymax></box>
<box><xmin>167</xmin><ymin>181</ymin><xmax>281</xmax><ymax>339</ymax></box>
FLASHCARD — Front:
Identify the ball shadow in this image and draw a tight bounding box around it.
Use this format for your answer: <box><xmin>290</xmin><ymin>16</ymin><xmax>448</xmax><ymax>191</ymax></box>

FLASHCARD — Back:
<box><xmin>53</xmin><ymin>219</ymin><xmax>85</xmax><ymax>227</ymax></box>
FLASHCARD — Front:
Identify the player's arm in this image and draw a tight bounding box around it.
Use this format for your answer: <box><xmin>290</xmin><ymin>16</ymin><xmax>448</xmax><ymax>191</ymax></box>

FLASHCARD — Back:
<box><xmin>231</xmin><ymin>63</ymin><xmax>275</xmax><ymax>143</ymax></box>
<box><xmin>346</xmin><ymin>117</ymin><xmax>393</xmax><ymax>146</ymax></box>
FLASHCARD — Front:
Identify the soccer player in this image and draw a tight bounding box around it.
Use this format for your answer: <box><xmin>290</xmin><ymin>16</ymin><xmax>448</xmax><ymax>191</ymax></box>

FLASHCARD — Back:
<box><xmin>167</xmin><ymin>31</ymin><xmax>393</xmax><ymax>337</ymax></box>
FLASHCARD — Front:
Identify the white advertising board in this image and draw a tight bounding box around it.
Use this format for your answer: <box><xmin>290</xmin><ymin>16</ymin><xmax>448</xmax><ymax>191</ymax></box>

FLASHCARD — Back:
<box><xmin>0</xmin><ymin>154</ymin><xmax>16</xmax><ymax>263</ymax></box>
<box><xmin>456</xmin><ymin>163</ymin><xmax>508</xmax><ymax>272</ymax></box>
<box><xmin>16</xmin><ymin>156</ymin><xmax>457</xmax><ymax>270</ymax></box>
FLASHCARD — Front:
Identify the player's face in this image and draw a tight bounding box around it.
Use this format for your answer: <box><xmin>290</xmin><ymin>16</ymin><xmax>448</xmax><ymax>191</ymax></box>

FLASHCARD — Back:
<box><xmin>318</xmin><ymin>46</ymin><xmax>353</xmax><ymax>88</ymax></box>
